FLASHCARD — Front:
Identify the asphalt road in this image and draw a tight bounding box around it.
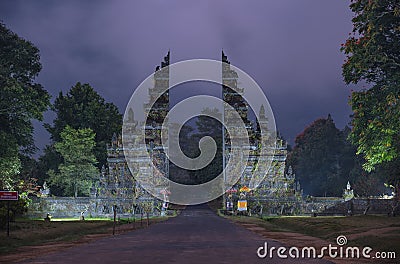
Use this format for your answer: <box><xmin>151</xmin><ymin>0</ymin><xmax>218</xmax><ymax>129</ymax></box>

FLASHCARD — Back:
<box><xmin>22</xmin><ymin>205</ymin><xmax>333</xmax><ymax>264</ymax></box>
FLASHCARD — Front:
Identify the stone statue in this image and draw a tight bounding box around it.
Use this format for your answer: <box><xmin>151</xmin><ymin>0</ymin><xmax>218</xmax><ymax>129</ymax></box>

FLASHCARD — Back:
<box><xmin>40</xmin><ymin>181</ymin><xmax>50</xmax><ymax>197</ymax></box>
<box><xmin>343</xmin><ymin>181</ymin><xmax>354</xmax><ymax>201</ymax></box>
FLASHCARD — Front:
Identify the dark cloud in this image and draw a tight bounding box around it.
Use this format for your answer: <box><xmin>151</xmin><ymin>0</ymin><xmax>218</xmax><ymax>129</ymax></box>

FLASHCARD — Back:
<box><xmin>0</xmin><ymin>0</ymin><xmax>355</xmax><ymax>151</ymax></box>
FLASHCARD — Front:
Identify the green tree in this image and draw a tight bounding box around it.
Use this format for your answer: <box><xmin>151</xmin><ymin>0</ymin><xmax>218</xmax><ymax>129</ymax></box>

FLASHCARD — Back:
<box><xmin>342</xmin><ymin>0</ymin><xmax>399</xmax><ymax>85</ymax></box>
<box><xmin>168</xmin><ymin>108</ymin><xmax>223</xmax><ymax>185</ymax></box>
<box><xmin>287</xmin><ymin>115</ymin><xmax>359</xmax><ymax>196</ymax></box>
<box><xmin>40</xmin><ymin>82</ymin><xmax>121</xmax><ymax>187</ymax></box>
<box><xmin>37</xmin><ymin>145</ymin><xmax>64</xmax><ymax>194</ymax></box>
<box><xmin>140</xmin><ymin>201</ymin><xmax>153</xmax><ymax>226</ymax></box>
<box><xmin>49</xmin><ymin>82</ymin><xmax>122</xmax><ymax>163</ymax></box>
<box><xmin>0</xmin><ymin>22</ymin><xmax>50</xmax><ymax>189</ymax></box>
<box><xmin>0</xmin><ymin>132</ymin><xmax>21</xmax><ymax>189</ymax></box>
<box><xmin>48</xmin><ymin>126</ymin><xmax>98</xmax><ymax>197</ymax></box>
<box><xmin>168</xmin><ymin>122</ymin><xmax>196</xmax><ymax>184</ymax></box>
<box><xmin>191</xmin><ymin>108</ymin><xmax>223</xmax><ymax>184</ymax></box>
<box><xmin>341</xmin><ymin>0</ymin><xmax>400</xmax><ymax>196</ymax></box>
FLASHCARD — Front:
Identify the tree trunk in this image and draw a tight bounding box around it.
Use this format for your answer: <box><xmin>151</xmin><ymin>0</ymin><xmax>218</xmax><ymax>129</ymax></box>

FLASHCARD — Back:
<box><xmin>133</xmin><ymin>208</ymin><xmax>136</xmax><ymax>229</ymax></box>
<box><xmin>74</xmin><ymin>174</ymin><xmax>77</xmax><ymax>198</ymax></box>
<box><xmin>280</xmin><ymin>205</ymin><xmax>284</xmax><ymax>215</ymax></box>
<box><xmin>389</xmin><ymin>181</ymin><xmax>400</xmax><ymax>217</ymax></box>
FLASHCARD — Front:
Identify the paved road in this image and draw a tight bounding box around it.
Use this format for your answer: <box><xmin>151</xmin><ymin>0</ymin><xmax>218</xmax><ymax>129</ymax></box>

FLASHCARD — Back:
<box><xmin>22</xmin><ymin>205</ymin><xmax>332</xmax><ymax>264</ymax></box>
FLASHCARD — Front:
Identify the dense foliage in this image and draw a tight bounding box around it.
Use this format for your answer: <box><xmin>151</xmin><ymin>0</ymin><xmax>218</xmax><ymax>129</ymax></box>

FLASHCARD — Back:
<box><xmin>39</xmin><ymin>83</ymin><xmax>122</xmax><ymax>194</ymax></box>
<box><xmin>191</xmin><ymin>108</ymin><xmax>223</xmax><ymax>184</ymax></box>
<box><xmin>0</xmin><ymin>23</ymin><xmax>49</xmax><ymax>225</ymax></box>
<box><xmin>48</xmin><ymin>126</ymin><xmax>98</xmax><ymax>197</ymax></box>
<box><xmin>0</xmin><ymin>23</ymin><xmax>50</xmax><ymax>189</ymax></box>
<box><xmin>342</xmin><ymin>0</ymin><xmax>400</xmax><ymax>196</ymax></box>
<box><xmin>169</xmin><ymin>108</ymin><xmax>223</xmax><ymax>185</ymax></box>
<box><xmin>46</xmin><ymin>82</ymin><xmax>122</xmax><ymax>166</ymax></box>
<box><xmin>288</xmin><ymin>115</ymin><xmax>360</xmax><ymax>196</ymax></box>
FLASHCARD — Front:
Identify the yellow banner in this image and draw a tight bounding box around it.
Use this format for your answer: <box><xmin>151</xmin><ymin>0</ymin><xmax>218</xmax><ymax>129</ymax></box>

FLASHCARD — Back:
<box><xmin>237</xmin><ymin>200</ymin><xmax>247</xmax><ymax>211</ymax></box>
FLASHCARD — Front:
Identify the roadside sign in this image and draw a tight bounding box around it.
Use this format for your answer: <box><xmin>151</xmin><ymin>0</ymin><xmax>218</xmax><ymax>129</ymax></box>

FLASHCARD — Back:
<box><xmin>226</xmin><ymin>201</ymin><xmax>233</xmax><ymax>211</ymax></box>
<box><xmin>1</xmin><ymin>191</ymin><xmax>18</xmax><ymax>237</ymax></box>
<box><xmin>237</xmin><ymin>200</ymin><xmax>247</xmax><ymax>211</ymax></box>
<box><xmin>0</xmin><ymin>191</ymin><xmax>18</xmax><ymax>201</ymax></box>
<box><xmin>226</xmin><ymin>188</ymin><xmax>237</xmax><ymax>194</ymax></box>
<box><xmin>239</xmin><ymin>186</ymin><xmax>251</xmax><ymax>192</ymax></box>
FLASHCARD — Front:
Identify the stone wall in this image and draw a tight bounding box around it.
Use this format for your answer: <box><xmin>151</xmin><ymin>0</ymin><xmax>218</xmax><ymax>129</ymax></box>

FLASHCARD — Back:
<box><xmin>319</xmin><ymin>198</ymin><xmax>400</xmax><ymax>216</ymax></box>
<box><xmin>28</xmin><ymin>196</ymin><xmax>399</xmax><ymax>219</ymax></box>
<box><xmin>246</xmin><ymin>197</ymin><xmax>398</xmax><ymax>216</ymax></box>
<box><xmin>251</xmin><ymin>197</ymin><xmax>343</xmax><ymax>216</ymax></box>
<box><xmin>26</xmin><ymin>196</ymin><xmax>161</xmax><ymax>219</ymax></box>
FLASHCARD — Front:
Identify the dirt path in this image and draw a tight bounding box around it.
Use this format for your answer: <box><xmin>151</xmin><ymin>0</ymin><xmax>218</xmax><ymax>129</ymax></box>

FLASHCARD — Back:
<box><xmin>0</xmin><ymin>222</ymin><xmax>150</xmax><ymax>263</ymax></box>
<box><xmin>346</xmin><ymin>226</ymin><xmax>400</xmax><ymax>240</ymax></box>
<box><xmin>12</xmin><ymin>205</ymin><xmax>332</xmax><ymax>264</ymax></box>
<box><xmin>0</xmin><ymin>234</ymin><xmax>109</xmax><ymax>264</ymax></box>
<box><xmin>234</xmin><ymin>221</ymin><xmax>398</xmax><ymax>264</ymax></box>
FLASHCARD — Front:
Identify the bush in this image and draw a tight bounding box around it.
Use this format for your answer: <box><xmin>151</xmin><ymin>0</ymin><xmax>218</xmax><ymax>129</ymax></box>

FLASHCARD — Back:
<box><xmin>0</xmin><ymin>197</ymin><xmax>29</xmax><ymax>229</ymax></box>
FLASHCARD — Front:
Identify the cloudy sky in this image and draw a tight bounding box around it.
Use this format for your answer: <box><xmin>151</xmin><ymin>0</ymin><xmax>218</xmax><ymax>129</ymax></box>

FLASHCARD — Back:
<box><xmin>0</xmin><ymin>0</ymin><xmax>357</xmax><ymax>151</ymax></box>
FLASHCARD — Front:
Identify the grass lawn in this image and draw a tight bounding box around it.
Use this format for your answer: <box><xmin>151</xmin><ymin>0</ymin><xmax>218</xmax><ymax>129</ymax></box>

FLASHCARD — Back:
<box><xmin>225</xmin><ymin>214</ymin><xmax>400</xmax><ymax>254</ymax></box>
<box><xmin>0</xmin><ymin>216</ymin><xmax>170</xmax><ymax>256</ymax></box>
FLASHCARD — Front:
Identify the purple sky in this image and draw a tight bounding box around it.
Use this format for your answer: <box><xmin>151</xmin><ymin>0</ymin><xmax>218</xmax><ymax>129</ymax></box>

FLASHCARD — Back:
<box><xmin>0</xmin><ymin>0</ymin><xmax>357</xmax><ymax>152</ymax></box>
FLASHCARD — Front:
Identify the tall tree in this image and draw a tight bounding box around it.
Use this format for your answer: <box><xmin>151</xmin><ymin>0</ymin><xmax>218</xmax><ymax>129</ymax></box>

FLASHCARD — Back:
<box><xmin>168</xmin><ymin>122</ymin><xmax>196</xmax><ymax>184</ymax></box>
<box><xmin>341</xmin><ymin>0</ymin><xmax>400</xmax><ymax>195</ymax></box>
<box><xmin>43</xmin><ymin>82</ymin><xmax>122</xmax><ymax>169</ymax></box>
<box><xmin>191</xmin><ymin>108</ymin><xmax>223</xmax><ymax>184</ymax></box>
<box><xmin>287</xmin><ymin>115</ymin><xmax>358</xmax><ymax>196</ymax></box>
<box><xmin>0</xmin><ymin>22</ymin><xmax>50</xmax><ymax>189</ymax></box>
<box><xmin>48</xmin><ymin>126</ymin><xmax>98</xmax><ymax>197</ymax></box>
<box><xmin>168</xmin><ymin>108</ymin><xmax>223</xmax><ymax>185</ymax></box>
<box><xmin>0</xmin><ymin>132</ymin><xmax>21</xmax><ymax>189</ymax></box>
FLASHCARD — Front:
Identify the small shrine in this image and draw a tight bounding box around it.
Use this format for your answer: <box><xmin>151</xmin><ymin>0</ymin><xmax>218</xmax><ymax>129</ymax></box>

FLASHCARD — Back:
<box><xmin>40</xmin><ymin>181</ymin><xmax>50</xmax><ymax>197</ymax></box>
<box><xmin>343</xmin><ymin>181</ymin><xmax>354</xmax><ymax>201</ymax></box>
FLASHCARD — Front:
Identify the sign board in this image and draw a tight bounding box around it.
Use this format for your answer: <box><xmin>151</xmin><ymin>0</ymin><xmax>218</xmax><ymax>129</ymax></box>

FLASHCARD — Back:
<box><xmin>0</xmin><ymin>191</ymin><xmax>18</xmax><ymax>201</ymax></box>
<box><xmin>239</xmin><ymin>186</ymin><xmax>251</xmax><ymax>192</ymax></box>
<box><xmin>237</xmin><ymin>200</ymin><xmax>247</xmax><ymax>211</ymax></box>
<box><xmin>226</xmin><ymin>188</ymin><xmax>237</xmax><ymax>194</ymax></box>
